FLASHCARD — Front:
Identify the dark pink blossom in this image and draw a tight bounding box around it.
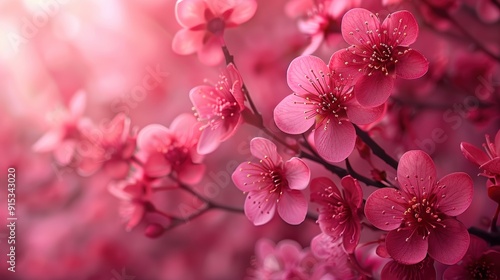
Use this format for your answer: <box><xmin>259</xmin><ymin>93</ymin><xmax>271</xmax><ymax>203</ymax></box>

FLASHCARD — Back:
<box><xmin>443</xmin><ymin>235</ymin><xmax>500</xmax><ymax>279</ymax></box>
<box><xmin>189</xmin><ymin>63</ymin><xmax>245</xmax><ymax>154</ymax></box>
<box><xmin>330</xmin><ymin>8</ymin><xmax>429</xmax><ymax>107</ymax></box>
<box><xmin>381</xmin><ymin>256</ymin><xmax>436</xmax><ymax>280</ymax></box>
<box><xmin>310</xmin><ymin>176</ymin><xmax>363</xmax><ymax>253</ymax></box>
<box><xmin>365</xmin><ymin>150</ymin><xmax>473</xmax><ymax>265</ymax></box>
<box><xmin>461</xmin><ymin>130</ymin><xmax>500</xmax><ymax>204</ymax></box>
<box><xmin>232</xmin><ymin>137</ymin><xmax>310</xmax><ymax>225</ymax></box>
<box><xmin>274</xmin><ymin>55</ymin><xmax>385</xmax><ymax>162</ymax></box>
<box><xmin>172</xmin><ymin>0</ymin><xmax>257</xmax><ymax>65</ymax></box>
<box><xmin>136</xmin><ymin>114</ymin><xmax>205</xmax><ymax>184</ymax></box>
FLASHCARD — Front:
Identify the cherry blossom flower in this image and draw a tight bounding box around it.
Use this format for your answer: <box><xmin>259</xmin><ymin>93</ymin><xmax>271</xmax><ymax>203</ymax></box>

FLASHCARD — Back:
<box><xmin>33</xmin><ymin>90</ymin><xmax>96</xmax><ymax>174</ymax></box>
<box><xmin>310</xmin><ymin>176</ymin><xmax>363</xmax><ymax>253</ymax></box>
<box><xmin>189</xmin><ymin>63</ymin><xmax>245</xmax><ymax>154</ymax></box>
<box><xmin>136</xmin><ymin>114</ymin><xmax>205</xmax><ymax>184</ymax></box>
<box><xmin>286</xmin><ymin>0</ymin><xmax>360</xmax><ymax>55</ymax></box>
<box><xmin>443</xmin><ymin>235</ymin><xmax>500</xmax><ymax>279</ymax></box>
<box><xmin>109</xmin><ymin>174</ymin><xmax>154</xmax><ymax>231</ymax></box>
<box><xmin>330</xmin><ymin>8</ymin><xmax>429</xmax><ymax>107</ymax></box>
<box><xmin>172</xmin><ymin>0</ymin><xmax>258</xmax><ymax>65</ymax></box>
<box><xmin>310</xmin><ymin>233</ymin><xmax>358</xmax><ymax>279</ymax></box>
<box><xmin>78</xmin><ymin>113</ymin><xmax>136</xmax><ymax>178</ymax></box>
<box><xmin>274</xmin><ymin>55</ymin><xmax>385</xmax><ymax>162</ymax></box>
<box><xmin>250</xmin><ymin>238</ymin><xmax>317</xmax><ymax>279</ymax></box>
<box><xmin>461</xmin><ymin>130</ymin><xmax>500</xmax><ymax>204</ymax></box>
<box><xmin>381</xmin><ymin>256</ymin><xmax>436</xmax><ymax>280</ymax></box>
<box><xmin>232</xmin><ymin>137</ymin><xmax>310</xmax><ymax>225</ymax></box>
<box><xmin>365</xmin><ymin>150</ymin><xmax>473</xmax><ymax>265</ymax></box>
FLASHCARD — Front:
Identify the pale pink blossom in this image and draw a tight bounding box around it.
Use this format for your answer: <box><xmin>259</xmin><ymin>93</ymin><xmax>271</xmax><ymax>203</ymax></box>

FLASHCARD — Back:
<box><xmin>310</xmin><ymin>176</ymin><xmax>363</xmax><ymax>253</ymax></box>
<box><xmin>365</xmin><ymin>150</ymin><xmax>473</xmax><ymax>265</ymax></box>
<box><xmin>286</xmin><ymin>0</ymin><xmax>360</xmax><ymax>55</ymax></box>
<box><xmin>232</xmin><ymin>137</ymin><xmax>310</xmax><ymax>225</ymax></box>
<box><xmin>136</xmin><ymin>114</ymin><xmax>205</xmax><ymax>184</ymax></box>
<box><xmin>109</xmin><ymin>175</ymin><xmax>154</xmax><ymax>231</ymax></box>
<box><xmin>189</xmin><ymin>63</ymin><xmax>245</xmax><ymax>154</ymax></box>
<box><xmin>172</xmin><ymin>0</ymin><xmax>257</xmax><ymax>65</ymax></box>
<box><xmin>250</xmin><ymin>238</ymin><xmax>317</xmax><ymax>279</ymax></box>
<box><xmin>274</xmin><ymin>55</ymin><xmax>385</xmax><ymax>162</ymax></box>
<box><xmin>330</xmin><ymin>9</ymin><xmax>429</xmax><ymax>107</ymax></box>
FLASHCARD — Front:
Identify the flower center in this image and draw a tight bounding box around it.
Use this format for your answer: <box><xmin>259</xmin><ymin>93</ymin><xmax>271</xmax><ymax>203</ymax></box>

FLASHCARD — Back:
<box><xmin>401</xmin><ymin>195</ymin><xmax>444</xmax><ymax>240</ymax></box>
<box><xmin>207</xmin><ymin>17</ymin><xmax>225</xmax><ymax>34</ymax></box>
<box><xmin>295</xmin><ymin>70</ymin><xmax>353</xmax><ymax>124</ymax></box>
<box><xmin>468</xmin><ymin>258</ymin><xmax>496</xmax><ymax>279</ymax></box>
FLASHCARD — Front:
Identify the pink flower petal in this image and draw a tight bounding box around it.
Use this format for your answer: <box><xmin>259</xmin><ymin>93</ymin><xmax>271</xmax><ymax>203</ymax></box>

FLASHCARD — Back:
<box><xmin>314</xmin><ymin>118</ymin><xmax>355</xmax><ymax>162</ymax></box>
<box><xmin>477</xmin><ymin>0</ymin><xmax>500</xmax><ymax>23</ymax></box>
<box><xmin>225</xmin><ymin>64</ymin><xmax>245</xmax><ymax>107</ymax></box>
<box><xmin>435</xmin><ymin>172</ymin><xmax>473</xmax><ymax>216</ymax></box>
<box><xmin>197</xmin><ymin>35</ymin><xmax>224</xmax><ymax>65</ymax></box>
<box><xmin>221</xmin><ymin>0</ymin><xmax>257</xmax><ymax>25</ymax></box>
<box><xmin>302</xmin><ymin>33</ymin><xmax>324</xmax><ymax>56</ymax></box>
<box><xmin>144</xmin><ymin>152</ymin><xmax>171</xmax><ymax>177</ymax></box>
<box><xmin>460</xmin><ymin>142</ymin><xmax>490</xmax><ymax>166</ymax></box>
<box><xmin>382</xmin><ymin>257</ymin><xmax>436</xmax><ymax>280</ymax></box>
<box><xmin>274</xmin><ymin>94</ymin><xmax>316</xmax><ymax>134</ymax></box>
<box><xmin>244</xmin><ymin>191</ymin><xmax>277</xmax><ymax>225</ymax></box>
<box><xmin>385</xmin><ymin>228</ymin><xmax>429</xmax><ymax>264</ymax></box>
<box><xmin>103</xmin><ymin>113</ymin><xmax>130</xmax><ymax>144</ymax></box>
<box><xmin>346</xmin><ymin>102</ymin><xmax>386</xmax><ymax>125</ymax></box>
<box><xmin>397</xmin><ymin>150</ymin><xmax>437</xmax><ymax>197</ymax></box>
<box><xmin>277</xmin><ymin>190</ymin><xmax>307</xmax><ymax>225</ymax></box>
<box><xmin>284</xmin><ymin>157</ymin><xmax>310</xmax><ymax>190</ymax></box>
<box><xmin>381</xmin><ymin>10</ymin><xmax>419</xmax><ymax>46</ymax></box>
<box><xmin>310</xmin><ymin>177</ymin><xmax>341</xmax><ymax>202</ymax></box>
<box><xmin>365</xmin><ymin>188</ymin><xmax>407</xmax><ymax>231</ymax></box>
<box><xmin>176</xmin><ymin>161</ymin><xmax>205</xmax><ymax>185</ymax></box>
<box><xmin>467</xmin><ymin>235</ymin><xmax>489</xmax><ymax>259</ymax></box>
<box><xmin>341</xmin><ymin>176</ymin><xmax>363</xmax><ymax>208</ymax></box>
<box><xmin>69</xmin><ymin>90</ymin><xmax>87</xmax><ymax>118</ymax></box>
<box><xmin>427</xmin><ymin>218</ymin><xmax>470</xmax><ymax>265</ymax></box>
<box><xmin>175</xmin><ymin>0</ymin><xmax>207</xmax><ymax>28</ymax></box>
<box><xmin>329</xmin><ymin>49</ymin><xmax>365</xmax><ymax>79</ymax></box>
<box><xmin>32</xmin><ymin>129</ymin><xmax>64</xmax><ymax>152</ymax></box>
<box><xmin>341</xmin><ymin>8</ymin><xmax>380</xmax><ymax>46</ymax></box>
<box><xmin>395</xmin><ymin>49</ymin><xmax>429</xmax><ymax>79</ymax></box>
<box><xmin>232</xmin><ymin>161</ymin><xmax>271</xmax><ymax>192</ymax></box>
<box><xmin>189</xmin><ymin>85</ymin><xmax>218</xmax><ymax>118</ymax></box>
<box><xmin>442</xmin><ymin>264</ymin><xmax>469</xmax><ymax>280</ymax></box>
<box><xmin>137</xmin><ymin>124</ymin><xmax>171</xmax><ymax>153</ymax></box>
<box><xmin>249</xmin><ymin>137</ymin><xmax>282</xmax><ymax>165</ymax></box>
<box><xmin>342</xmin><ymin>216</ymin><xmax>361</xmax><ymax>253</ymax></box>
<box><xmin>54</xmin><ymin>140</ymin><xmax>76</xmax><ymax>165</ymax></box>
<box><xmin>197</xmin><ymin>125</ymin><xmax>225</xmax><ymax>155</ymax></box>
<box><xmin>354</xmin><ymin>71</ymin><xmax>395</xmax><ymax>107</ymax></box>
<box><xmin>287</xmin><ymin>55</ymin><xmax>330</xmax><ymax>95</ymax></box>
<box><xmin>172</xmin><ymin>29</ymin><xmax>205</xmax><ymax>55</ymax></box>
<box><xmin>495</xmin><ymin>130</ymin><xmax>500</xmax><ymax>149</ymax></box>
<box><xmin>170</xmin><ymin>114</ymin><xmax>200</xmax><ymax>146</ymax></box>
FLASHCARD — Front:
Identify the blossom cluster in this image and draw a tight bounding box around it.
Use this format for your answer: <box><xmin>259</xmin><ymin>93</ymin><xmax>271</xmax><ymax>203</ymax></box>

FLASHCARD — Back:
<box><xmin>4</xmin><ymin>0</ymin><xmax>499</xmax><ymax>279</ymax></box>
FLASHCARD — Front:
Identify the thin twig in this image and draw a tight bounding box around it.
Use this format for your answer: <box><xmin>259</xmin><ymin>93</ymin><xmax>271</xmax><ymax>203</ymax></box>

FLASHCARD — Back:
<box><xmin>354</xmin><ymin>124</ymin><xmax>399</xmax><ymax>170</ymax></box>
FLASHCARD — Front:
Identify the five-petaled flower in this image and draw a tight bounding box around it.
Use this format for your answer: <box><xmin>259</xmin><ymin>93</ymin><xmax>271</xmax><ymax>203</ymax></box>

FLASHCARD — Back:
<box><xmin>136</xmin><ymin>114</ymin><xmax>205</xmax><ymax>185</ymax></box>
<box><xmin>232</xmin><ymin>137</ymin><xmax>310</xmax><ymax>225</ymax></box>
<box><xmin>365</xmin><ymin>150</ymin><xmax>473</xmax><ymax>265</ymax></box>
<box><xmin>189</xmin><ymin>63</ymin><xmax>245</xmax><ymax>154</ymax></box>
<box><xmin>443</xmin><ymin>235</ymin><xmax>500</xmax><ymax>279</ymax></box>
<box><xmin>172</xmin><ymin>0</ymin><xmax>257</xmax><ymax>65</ymax></box>
<box><xmin>461</xmin><ymin>130</ymin><xmax>500</xmax><ymax>204</ymax></box>
<box><xmin>274</xmin><ymin>55</ymin><xmax>385</xmax><ymax>162</ymax></box>
<box><xmin>330</xmin><ymin>8</ymin><xmax>429</xmax><ymax>107</ymax></box>
<box><xmin>310</xmin><ymin>176</ymin><xmax>362</xmax><ymax>253</ymax></box>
